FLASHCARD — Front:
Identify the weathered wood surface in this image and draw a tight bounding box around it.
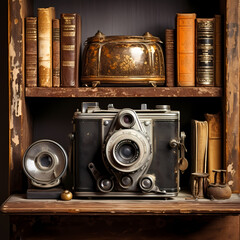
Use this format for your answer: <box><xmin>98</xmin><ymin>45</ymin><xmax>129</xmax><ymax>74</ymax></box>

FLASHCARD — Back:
<box><xmin>9</xmin><ymin>0</ymin><xmax>33</xmax><ymax>194</ymax></box>
<box><xmin>25</xmin><ymin>87</ymin><xmax>223</xmax><ymax>98</ymax></box>
<box><xmin>225</xmin><ymin>0</ymin><xmax>240</xmax><ymax>193</ymax></box>
<box><xmin>9</xmin><ymin>215</ymin><xmax>240</xmax><ymax>240</ymax></box>
<box><xmin>2</xmin><ymin>194</ymin><xmax>240</xmax><ymax>215</ymax></box>
<box><xmin>8</xmin><ymin>0</ymin><xmax>33</xmax><ymax>194</ymax></box>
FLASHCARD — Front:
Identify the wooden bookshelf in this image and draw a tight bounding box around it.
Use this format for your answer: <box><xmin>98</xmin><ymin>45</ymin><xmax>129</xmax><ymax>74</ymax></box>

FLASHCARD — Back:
<box><xmin>2</xmin><ymin>194</ymin><xmax>240</xmax><ymax>215</ymax></box>
<box><xmin>25</xmin><ymin>87</ymin><xmax>223</xmax><ymax>98</ymax></box>
<box><xmin>6</xmin><ymin>0</ymin><xmax>240</xmax><ymax>238</ymax></box>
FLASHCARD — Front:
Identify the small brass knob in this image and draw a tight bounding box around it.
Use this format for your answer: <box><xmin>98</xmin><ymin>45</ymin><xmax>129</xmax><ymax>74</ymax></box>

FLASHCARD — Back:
<box><xmin>143</xmin><ymin>32</ymin><xmax>153</xmax><ymax>37</ymax></box>
<box><xmin>61</xmin><ymin>190</ymin><xmax>73</xmax><ymax>201</ymax></box>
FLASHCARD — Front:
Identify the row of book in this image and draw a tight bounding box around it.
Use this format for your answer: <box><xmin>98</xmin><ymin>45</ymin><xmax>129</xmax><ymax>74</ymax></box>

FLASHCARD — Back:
<box><xmin>25</xmin><ymin>7</ymin><xmax>81</xmax><ymax>88</ymax></box>
<box><xmin>26</xmin><ymin>9</ymin><xmax>221</xmax><ymax>88</ymax></box>
<box><xmin>165</xmin><ymin>14</ymin><xmax>222</xmax><ymax>87</ymax></box>
<box><xmin>191</xmin><ymin>113</ymin><xmax>222</xmax><ymax>187</ymax></box>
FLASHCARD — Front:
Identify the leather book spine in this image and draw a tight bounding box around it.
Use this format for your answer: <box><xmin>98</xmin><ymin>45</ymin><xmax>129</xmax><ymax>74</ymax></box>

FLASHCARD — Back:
<box><xmin>205</xmin><ymin>113</ymin><xmax>222</xmax><ymax>183</ymax></box>
<box><xmin>191</xmin><ymin>120</ymin><xmax>208</xmax><ymax>174</ymax></box>
<box><xmin>196</xmin><ymin>18</ymin><xmax>215</xmax><ymax>86</ymax></box>
<box><xmin>61</xmin><ymin>13</ymin><xmax>81</xmax><ymax>87</ymax></box>
<box><xmin>25</xmin><ymin>17</ymin><xmax>37</xmax><ymax>87</ymax></box>
<box><xmin>38</xmin><ymin>7</ymin><xmax>55</xmax><ymax>87</ymax></box>
<box><xmin>176</xmin><ymin>13</ymin><xmax>196</xmax><ymax>86</ymax></box>
<box><xmin>165</xmin><ymin>29</ymin><xmax>175</xmax><ymax>87</ymax></box>
<box><xmin>215</xmin><ymin>15</ymin><xmax>222</xmax><ymax>87</ymax></box>
<box><xmin>52</xmin><ymin>19</ymin><xmax>60</xmax><ymax>87</ymax></box>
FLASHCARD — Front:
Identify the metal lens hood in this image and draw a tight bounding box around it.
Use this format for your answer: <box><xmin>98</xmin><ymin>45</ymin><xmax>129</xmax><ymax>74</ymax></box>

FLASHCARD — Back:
<box><xmin>105</xmin><ymin>129</ymin><xmax>151</xmax><ymax>172</ymax></box>
<box><xmin>22</xmin><ymin>139</ymin><xmax>68</xmax><ymax>188</ymax></box>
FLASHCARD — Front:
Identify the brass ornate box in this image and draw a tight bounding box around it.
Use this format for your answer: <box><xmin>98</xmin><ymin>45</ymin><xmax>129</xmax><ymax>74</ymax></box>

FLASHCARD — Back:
<box><xmin>81</xmin><ymin>31</ymin><xmax>165</xmax><ymax>86</ymax></box>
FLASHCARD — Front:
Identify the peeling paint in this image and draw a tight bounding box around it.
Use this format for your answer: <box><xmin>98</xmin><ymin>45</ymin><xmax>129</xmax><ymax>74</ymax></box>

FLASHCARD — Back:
<box><xmin>9</xmin><ymin>36</ymin><xmax>22</xmax><ymax>119</ymax></box>
<box><xmin>12</xmin><ymin>134</ymin><xmax>19</xmax><ymax>146</ymax></box>
<box><xmin>228</xmin><ymin>180</ymin><xmax>234</xmax><ymax>186</ymax></box>
<box><xmin>227</xmin><ymin>162</ymin><xmax>236</xmax><ymax>176</ymax></box>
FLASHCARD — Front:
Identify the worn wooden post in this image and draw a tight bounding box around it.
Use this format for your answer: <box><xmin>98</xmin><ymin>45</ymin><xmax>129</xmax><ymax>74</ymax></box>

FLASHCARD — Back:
<box><xmin>8</xmin><ymin>0</ymin><xmax>32</xmax><ymax>194</ymax></box>
<box><xmin>225</xmin><ymin>0</ymin><xmax>240</xmax><ymax>193</ymax></box>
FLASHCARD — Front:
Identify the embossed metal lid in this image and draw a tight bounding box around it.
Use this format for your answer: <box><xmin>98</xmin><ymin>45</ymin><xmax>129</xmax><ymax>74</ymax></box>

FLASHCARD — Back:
<box><xmin>86</xmin><ymin>30</ymin><xmax>162</xmax><ymax>43</ymax></box>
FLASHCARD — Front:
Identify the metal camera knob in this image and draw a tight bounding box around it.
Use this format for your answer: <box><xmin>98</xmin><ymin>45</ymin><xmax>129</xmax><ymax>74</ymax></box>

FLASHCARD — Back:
<box><xmin>139</xmin><ymin>175</ymin><xmax>155</xmax><ymax>192</ymax></box>
<box><xmin>121</xmin><ymin>176</ymin><xmax>133</xmax><ymax>188</ymax></box>
<box><xmin>98</xmin><ymin>178</ymin><xmax>114</xmax><ymax>192</ymax></box>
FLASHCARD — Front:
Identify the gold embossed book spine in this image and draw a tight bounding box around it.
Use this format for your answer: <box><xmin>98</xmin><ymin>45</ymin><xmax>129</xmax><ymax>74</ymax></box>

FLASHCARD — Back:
<box><xmin>53</xmin><ymin>19</ymin><xmax>60</xmax><ymax>87</ymax></box>
<box><xmin>196</xmin><ymin>18</ymin><xmax>215</xmax><ymax>86</ymax></box>
<box><xmin>60</xmin><ymin>13</ymin><xmax>81</xmax><ymax>87</ymax></box>
<box><xmin>165</xmin><ymin>29</ymin><xmax>175</xmax><ymax>87</ymax></box>
<box><xmin>215</xmin><ymin>15</ymin><xmax>222</xmax><ymax>87</ymax></box>
<box><xmin>25</xmin><ymin>17</ymin><xmax>37</xmax><ymax>87</ymax></box>
<box><xmin>38</xmin><ymin>7</ymin><xmax>55</xmax><ymax>87</ymax></box>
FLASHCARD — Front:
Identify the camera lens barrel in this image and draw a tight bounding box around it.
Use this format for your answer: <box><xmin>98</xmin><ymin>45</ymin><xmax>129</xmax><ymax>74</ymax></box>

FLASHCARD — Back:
<box><xmin>105</xmin><ymin>129</ymin><xmax>152</xmax><ymax>173</ymax></box>
<box><xmin>36</xmin><ymin>152</ymin><xmax>54</xmax><ymax>170</ymax></box>
<box><xmin>114</xmin><ymin>139</ymin><xmax>140</xmax><ymax>165</ymax></box>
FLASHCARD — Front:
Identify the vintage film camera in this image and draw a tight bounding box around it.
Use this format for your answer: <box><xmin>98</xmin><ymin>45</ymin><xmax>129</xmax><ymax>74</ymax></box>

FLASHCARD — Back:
<box><xmin>72</xmin><ymin>102</ymin><xmax>187</xmax><ymax>197</ymax></box>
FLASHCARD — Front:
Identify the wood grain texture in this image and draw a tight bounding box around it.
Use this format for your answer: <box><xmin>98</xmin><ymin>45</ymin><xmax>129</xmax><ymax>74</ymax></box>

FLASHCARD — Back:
<box><xmin>25</xmin><ymin>87</ymin><xmax>223</xmax><ymax>98</ymax></box>
<box><xmin>2</xmin><ymin>194</ymin><xmax>240</xmax><ymax>215</ymax></box>
<box><xmin>225</xmin><ymin>0</ymin><xmax>240</xmax><ymax>193</ymax></box>
<box><xmin>8</xmin><ymin>0</ymin><xmax>33</xmax><ymax>194</ymax></box>
<box><xmin>9</xmin><ymin>215</ymin><xmax>240</xmax><ymax>240</ymax></box>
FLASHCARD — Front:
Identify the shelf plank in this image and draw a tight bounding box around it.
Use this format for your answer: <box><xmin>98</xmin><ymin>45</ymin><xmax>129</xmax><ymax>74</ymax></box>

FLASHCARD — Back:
<box><xmin>1</xmin><ymin>194</ymin><xmax>240</xmax><ymax>215</ymax></box>
<box><xmin>25</xmin><ymin>87</ymin><xmax>223</xmax><ymax>98</ymax></box>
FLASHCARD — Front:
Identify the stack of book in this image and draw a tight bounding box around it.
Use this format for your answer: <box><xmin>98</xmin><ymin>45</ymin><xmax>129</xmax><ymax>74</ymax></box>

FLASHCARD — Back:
<box><xmin>165</xmin><ymin>14</ymin><xmax>222</xmax><ymax>87</ymax></box>
<box><xmin>25</xmin><ymin>7</ymin><xmax>81</xmax><ymax>88</ymax></box>
<box><xmin>191</xmin><ymin>113</ymin><xmax>222</xmax><ymax>192</ymax></box>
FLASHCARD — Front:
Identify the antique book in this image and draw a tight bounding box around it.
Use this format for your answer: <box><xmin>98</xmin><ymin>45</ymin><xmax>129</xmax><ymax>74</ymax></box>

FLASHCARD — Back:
<box><xmin>215</xmin><ymin>15</ymin><xmax>222</xmax><ymax>86</ymax></box>
<box><xmin>61</xmin><ymin>13</ymin><xmax>81</xmax><ymax>87</ymax></box>
<box><xmin>176</xmin><ymin>13</ymin><xmax>196</xmax><ymax>86</ymax></box>
<box><xmin>191</xmin><ymin>120</ymin><xmax>208</xmax><ymax>174</ymax></box>
<box><xmin>25</xmin><ymin>17</ymin><xmax>37</xmax><ymax>87</ymax></box>
<box><xmin>165</xmin><ymin>29</ymin><xmax>175</xmax><ymax>87</ymax></box>
<box><xmin>38</xmin><ymin>7</ymin><xmax>55</xmax><ymax>87</ymax></box>
<box><xmin>196</xmin><ymin>18</ymin><xmax>215</xmax><ymax>86</ymax></box>
<box><xmin>205</xmin><ymin>113</ymin><xmax>222</xmax><ymax>183</ymax></box>
<box><xmin>52</xmin><ymin>19</ymin><xmax>60</xmax><ymax>87</ymax></box>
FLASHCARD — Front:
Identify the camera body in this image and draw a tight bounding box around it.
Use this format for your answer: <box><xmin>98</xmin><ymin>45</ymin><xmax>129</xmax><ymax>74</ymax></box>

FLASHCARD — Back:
<box><xmin>72</xmin><ymin>102</ymin><xmax>186</xmax><ymax>197</ymax></box>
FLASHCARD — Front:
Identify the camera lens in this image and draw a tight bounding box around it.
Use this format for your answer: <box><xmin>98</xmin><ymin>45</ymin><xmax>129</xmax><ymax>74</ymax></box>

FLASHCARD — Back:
<box><xmin>115</xmin><ymin>140</ymin><xmax>140</xmax><ymax>165</ymax></box>
<box><xmin>39</xmin><ymin>154</ymin><xmax>52</xmax><ymax>168</ymax></box>
<box><xmin>118</xmin><ymin>110</ymin><xmax>136</xmax><ymax>128</ymax></box>
<box><xmin>120</xmin><ymin>144</ymin><xmax>135</xmax><ymax>159</ymax></box>
<box><xmin>123</xmin><ymin>114</ymin><xmax>133</xmax><ymax>124</ymax></box>
<box><xmin>36</xmin><ymin>152</ymin><xmax>54</xmax><ymax>171</ymax></box>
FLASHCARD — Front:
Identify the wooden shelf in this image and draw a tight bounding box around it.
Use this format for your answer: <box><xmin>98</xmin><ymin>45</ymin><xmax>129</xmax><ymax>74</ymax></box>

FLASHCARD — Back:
<box><xmin>2</xmin><ymin>193</ymin><xmax>240</xmax><ymax>215</ymax></box>
<box><xmin>25</xmin><ymin>87</ymin><xmax>223</xmax><ymax>98</ymax></box>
